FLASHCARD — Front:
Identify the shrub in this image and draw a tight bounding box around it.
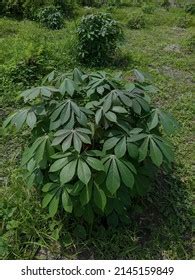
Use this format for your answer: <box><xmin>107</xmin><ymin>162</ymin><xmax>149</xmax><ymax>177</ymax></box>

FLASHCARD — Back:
<box><xmin>127</xmin><ymin>12</ymin><xmax>145</xmax><ymax>29</ymax></box>
<box><xmin>185</xmin><ymin>3</ymin><xmax>195</xmax><ymax>15</ymax></box>
<box><xmin>38</xmin><ymin>6</ymin><xmax>64</xmax><ymax>30</ymax></box>
<box><xmin>77</xmin><ymin>13</ymin><xmax>123</xmax><ymax>66</ymax></box>
<box><xmin>177</xmin><ymin>15</ymin><xmax>192</xmax><ymax>29</ymax></box>
<box><xmin>3</xmin><ymin>69</ymin><xmax>178</xmax><ymax>226</ymax></box>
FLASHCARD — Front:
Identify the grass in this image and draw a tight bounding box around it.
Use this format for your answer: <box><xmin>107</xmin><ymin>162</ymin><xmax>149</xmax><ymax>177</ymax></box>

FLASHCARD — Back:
<box><xmin>0</xmin><ymin>4</ymin><xmax>194</xmax><ymax>259</ymax></box>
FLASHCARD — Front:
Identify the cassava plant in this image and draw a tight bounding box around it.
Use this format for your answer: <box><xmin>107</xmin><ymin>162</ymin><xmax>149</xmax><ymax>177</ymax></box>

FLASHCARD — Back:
<box><xmin>3</xmin><ymin>69</ymin><xmax>178</xmax><ymax>226</ymax></box>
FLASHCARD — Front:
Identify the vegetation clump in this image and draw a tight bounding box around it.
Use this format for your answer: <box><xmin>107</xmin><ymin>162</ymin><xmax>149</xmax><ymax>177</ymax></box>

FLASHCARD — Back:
<box><xmin>37</xmin><ymin>6</ymin><xmax>64</xmax><ymax>30</ymax></box>
<box><xmin>3</xmin><ymin>69</ymin><xmax>178</xmax><ymax>226</ymax></box>
<box><xmin>77</xmin><ymin>13</ymin><xmax>123</xmax><ymax>66</ymax></box>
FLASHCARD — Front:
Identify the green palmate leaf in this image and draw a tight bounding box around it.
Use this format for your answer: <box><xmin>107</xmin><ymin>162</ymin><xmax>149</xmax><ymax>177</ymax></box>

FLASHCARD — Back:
<box><xmin>51</xmin><ymin>103</ymin><xmax>66</xmax><ymax>122</ymax></box>
<box><xmin>139</xmin><ymin>137</ymin><xmax>149</xmax><ymax>161</ymax></box>
<box><xmin>21</xmin><ymin>86</ymin><xmax>58</xmax><ymax>102</ymax></box>
<box><xmin>60</xmin><ymin>160</ymin><xmax>77</xmax><ymax>185</ymax></box>
<box><xmin>65</xmin><ymin>112</ymin><xmax>75</xmax><ymax>129</ymax></box>
<box><xmin>95</xmin><ymin>108</ymin><xmax>103</xmax><ymax>125</ymax></box>
<box><xmin>106</xmin><ymin>158</ymin><xmax>120</xmax><ymax>194</ymax></box>
<box><xmin>73</xmin><ymin>134</ymin><xmax>82</xmax><ymax>153</ymax></box>
<box><xmin>127</xmin><ymin>143</ymin><xmax>139</xmax><ymax>159</ymax></box>
<box><xmin>116</xmin><ymin>159</ymin><xmax>134</xmax><ymax>189</ymax></box>
<box><xmin>136</xmin><ymin>96</ymin><xmax>150</xmax><ymax>112</ymax></box>
<box><xmin>158</xmin><ymin>110</ymin><xmax>179</xmax><ymax>134</ymax></box>
<box><xmin>49</xmin><ymin>158</ymin><xmax>69</xmax><ymax>172</ymax></box>
<box><xmin>125</xmin><ymin>82</ymin><xmax>135</xmax><ymax>92</ymax></box>
<box><xmin>150</xmin><ymin>139</ymin><xmax>163</xmax><ymax>166</ymax></box>
<box><xmin>34</xmin><ymin>138</ymin><xmax>47</xmax><ymax>164</ymax></box>
<box><xmin>77</xmin><ymin>132</ymin><xmax>91</xmax><ymax>144</ymax></box>
<box><xmin>71</xmin><ymin>101</ymin><xmax>81</xmax><ymax>117</ymax></box>
<box><xmin>112</xmin><ymin>106</ymin><xmax>127</xmax><ymax>114</ymax></box>
<box><xmin>122</xmin><ymin>160</ymin><xmax>137</xmax><ymax>174</ymax></box>
<box><xmin>26</xmin><ymin>111</ymin><xmax>37</xmax><ymax>129</ymax></box>
<box><xmin>114</xmin><ymin>137</ymin><xmax>126</xmax><ymax>158</ymax></box>
<box><xmin>49</xmin><ymin>190</ymin><xmax>61</xmax><ymax>217</ymax></box>
<box><xmin>130</xmin><ymin>128</ymin><xmax>143</xmax><ymax>134</ymax></box>
<box><xmin>85</xmin><ymin>157</ymin><xmax>104</xmax><ymax>171</ymax></box>
<box><xmin>52</xmin><ymin>128</ymin><xmax>92</xmax><ymax>152</ymax></box>
<box><xmin>128</xmin><ymin>133</ymin><xmax>147</xmax><ymax>142</ymax></box>
<box><xmin>3</xmin><ymin>113</ymin><xmax>16</xmax><ymax>128</ymax></box>
<box><xmin>134</xmin><ymin>69</ymin><xmax>145</xmax><ymax>83</ymax></box>
<box><xmin>80</xmin><ymin>182</ymin><xmax>92</xmax><ymax>206</ymax></box>
<box><xmin>50</xmin><ymin>119</ymin><xmax>61</xmax><ymax>131</ymax></box>
<box><xmin>60</xmin><ymin>103</ymin><xmax>71</xmax><ymax>124</ymax></box>
<box><xmin>103</xmin><ymin>136</ymin><xmax>120</xmax><ymax>151</ymax></box>
<box><xmin>42</xmin><ymin>189</ymin><xmax>57</xmax><ymax>208</ymax></box>
<box><xmin>62</xmin><ymin>134</ymin><xmax>73</xmax><ymax>152</ymax></box>
<box><xmin>62</xmin><ymin>189</ymin><xmax>73</xmax><ymax>213</ymax></box>
<box><xmin>105</xmin><ymin>111</ymin><xmax>117</xmax><ymax>123</ymax></box>
<box><xmin>11</xmin><ymin>109</ymin><xmax>29</xmax><ymax>130</ymax></box>
<box><xmin>77</xmin><ymin>128</ymin><xmax>91</xmax><ymax>134</ymax></box>
<box><xmin>59</xmin><ymin>78</ymin><xmax>75</xmax><ymax>96</ymax></box>
<box><xmin>67</xmin><ymin>181</ymin><xmax>84</xmax><ymax>196</ymax></box>
<box><xmin>118</xmin><ymin>93</ymin><xmax>132</xmax><ymax>107</ymax></box>
<box><xmin>77</xmin><ymin>159</ymin><xmax>91</xmax><ymax>185</ymax></box>
<box><xmin>93</xmin><ymin>184</ymin><xmax>106</xmax><ymax>211</ymax></box>
<box><xmin>132</xmin><ymin>99</ymin><xmax>142</xmax><ymax>115</ymax></box>
<box><xmin>52</xmin><ymin>131</ymin><xmax>70</xmax><ymax>146</ymax></box>
<box><xmin>73</xmin><ymin>68</ymin><xmax>83</xmax><ymax>84</ymax></box>
<box><xmin>155</xmin><ymin>139</ymin><xmax>174</xmax><ymax>162</ymax></box>
<box><xmin>148</xmin><ymin>110</ymin><xmax>159</xmax><ymax>131</ymax></box>
<box><xmin>21</xmin><ymin>138</ymin><xmax>43</xmax><ymax>166</ymax></box>
<box><xmin>103</xmin><ymin>94</ymin><xmax>113</xmax><ymax>113</ymax></box>
<box><xmin>42</xmin><ymin>183</ymin><xmax>57</xmax><ymax>192</ymax></box>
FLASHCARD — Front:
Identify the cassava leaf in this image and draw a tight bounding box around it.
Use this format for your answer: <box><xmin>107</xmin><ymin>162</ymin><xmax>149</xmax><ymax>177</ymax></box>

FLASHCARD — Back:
<box><xmin>60</xmin><ymin>160</ymin><xmax>77</xmax><ymax>185</ymax></box>
<box><xmin>77</xmin><ymin>159</ymin><xmax>91</xmax><ymax>185</ymax></box>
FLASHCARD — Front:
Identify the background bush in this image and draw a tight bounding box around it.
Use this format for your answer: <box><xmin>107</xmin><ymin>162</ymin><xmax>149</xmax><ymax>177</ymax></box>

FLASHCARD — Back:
<box><xmin>37</xmin><ymin>6</ymin><xmax>64</xmax><ymax>30</ymax></box>
<box><xmin>77</xmin><ymin>13</ymin><xmax>123</xmax><ymax>66</ymax></box>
